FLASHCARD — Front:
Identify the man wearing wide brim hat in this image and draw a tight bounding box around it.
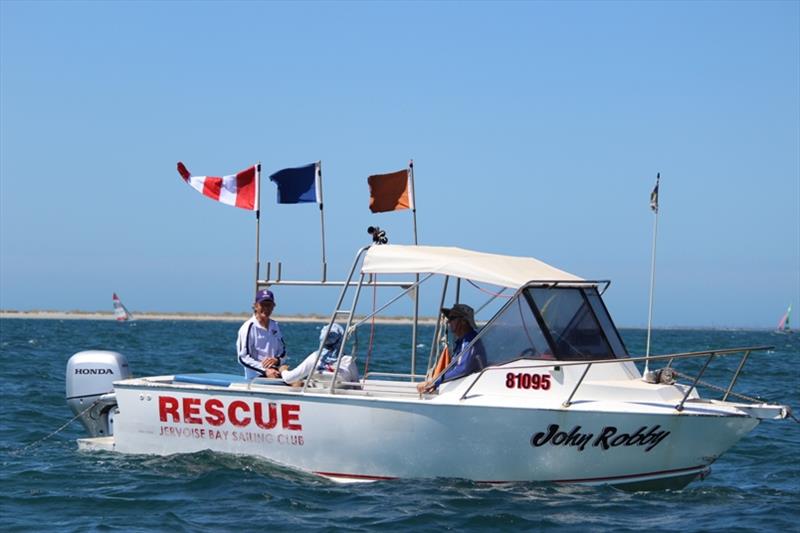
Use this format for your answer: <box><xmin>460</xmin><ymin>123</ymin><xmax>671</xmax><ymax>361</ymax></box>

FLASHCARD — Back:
<box><xmin>236</xmin><ymin>289</ymin><xmax>287</xmax><ymax>379</ymax></box>
<box><xmin>417</xmin><ymin>303</ymin><xmax>486</xmax><ymax>394</ymax></box>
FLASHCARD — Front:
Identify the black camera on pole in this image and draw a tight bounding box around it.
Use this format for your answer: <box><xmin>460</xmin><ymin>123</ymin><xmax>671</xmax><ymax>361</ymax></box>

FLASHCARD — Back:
<box><xmin>367</xmin><ymin>226</ymin><xmax>388</xmax><ymax>245</ymax></box>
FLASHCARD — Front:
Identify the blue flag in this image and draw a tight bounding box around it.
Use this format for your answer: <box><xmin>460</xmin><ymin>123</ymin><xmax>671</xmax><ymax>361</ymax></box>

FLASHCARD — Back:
<box><xmin>269</xmin><ymin>162</ymin><xmax>321</xmax><ymax>204</ymax></box>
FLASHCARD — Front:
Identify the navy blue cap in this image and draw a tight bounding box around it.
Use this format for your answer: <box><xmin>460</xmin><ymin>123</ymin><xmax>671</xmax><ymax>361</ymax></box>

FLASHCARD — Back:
<box><xmin>255</xmin><ymin>289</ymin><xmax>275</xmax><ymax>304</ymax></box>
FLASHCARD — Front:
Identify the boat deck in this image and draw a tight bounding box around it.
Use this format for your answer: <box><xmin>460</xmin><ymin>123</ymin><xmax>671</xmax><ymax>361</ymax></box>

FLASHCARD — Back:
<box><xmin>109</xmin><ymin>371</ymin><xmax>789</xmax><ymax>420</ymax></box>
<box><xmin>125</xmin><ymin>372</ymin><xmax>425</xmax><ymax>399</ymax></box>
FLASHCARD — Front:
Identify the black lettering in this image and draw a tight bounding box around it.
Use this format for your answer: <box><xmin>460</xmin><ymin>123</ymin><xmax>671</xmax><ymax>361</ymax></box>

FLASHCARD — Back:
<box><xmin>564</xmin><ymin>426</ymin><xmax>583</xmax><ymax>446</ymax></box>
<box><xmin>530</xmin><ymin>424</ymin><xmax>559</xmax><ymax>447</ymax></box>
<box><xmin>625</xmin><ymin>426</ymin><xmax>648</xmax><ymax>446</ymax></box>
<box><xmin>593</xmin><ymin>426</ymin><xmax>617</xmax><ymax>450</ymax></box>
<box><xmin>75</xmin><ymin>368</ymin><xmax>114</xmax><ymax>375</ymax></box>
<box><xmin>611</xmin><ymin>433</ymin><xmax>631</xmax><ymax>447</ymax></box>
<box><xmin>645</xmin><ymin>430</ymin><xmax>670</xmax><ymax>452</ymax></box>
<box><xmin>638</xmin><ymin>425</ymin><xmax>662</xmax><ymax>447</ymax></box>
<box><xmin>551</xmin><ymin>430</ymin><xmax>568</xmax><ymax>445</ymax></box>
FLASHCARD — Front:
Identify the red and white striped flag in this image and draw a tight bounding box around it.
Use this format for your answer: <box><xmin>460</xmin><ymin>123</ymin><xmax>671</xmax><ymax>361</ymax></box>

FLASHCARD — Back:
<box><xmin>177</xmin><ymin>162</ymin><xmax>258</xmax><ymax>211</ymax></box>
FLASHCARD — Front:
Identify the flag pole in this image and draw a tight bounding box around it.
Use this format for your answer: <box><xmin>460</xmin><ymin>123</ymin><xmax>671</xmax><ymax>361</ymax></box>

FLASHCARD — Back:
<box><xmin>409</xmin><ymin>159</ymin><xmax>420</xmax><ymax>379</ymax></box>
<box><xmin>409</xmin><ymin>160</ymin><xmax>419</xmax><ymax>245</ymax></box>
<box><xmin>317</xmin><ymin>161</ymin><xmax>327</xmax><ymax>281</ymax></box>
<box><xmin>644</xmin><ymin>172</ymin><xmax>660</xmax><ymax>376</ymax></box>
<box><xmin>255</xmin><ymin>162</ymin><xmax>262</xmax><ymax>296</ymax></box>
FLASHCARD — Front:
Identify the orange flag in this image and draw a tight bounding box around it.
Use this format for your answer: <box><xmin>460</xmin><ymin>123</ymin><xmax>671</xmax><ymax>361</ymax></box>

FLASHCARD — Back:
<box><xmin>431</xmin><ymin>345</ymin><xmax>451</xmax><ymax>380</ymax></box>
<box><xmin>368</xmin><ymin>169</ymin><xmax>414</xmax><ymax>213</ymax></box>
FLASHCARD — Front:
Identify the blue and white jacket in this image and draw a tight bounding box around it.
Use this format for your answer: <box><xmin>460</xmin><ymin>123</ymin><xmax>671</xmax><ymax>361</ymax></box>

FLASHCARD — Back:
<box><xmin>236</xmin><ymin>316</ymin><xmax>286</xmax><ymax>379</ymax></box>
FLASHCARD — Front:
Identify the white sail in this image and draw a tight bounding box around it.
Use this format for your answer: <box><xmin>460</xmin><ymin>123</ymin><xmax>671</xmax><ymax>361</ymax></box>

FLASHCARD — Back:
<box><xmin>112</xmin><ymin>293</ymin><xmax>133</xmax><ymax>321</ymax></box>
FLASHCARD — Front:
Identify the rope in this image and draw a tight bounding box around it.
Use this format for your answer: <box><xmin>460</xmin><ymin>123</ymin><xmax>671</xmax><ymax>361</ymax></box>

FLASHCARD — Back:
<box><xmin>671</xmin><ymin>369</ymin><xmax>767</xmax><ymax>403</ymax></box>
<box><xmin>10</xmin><ymin>399</ymin><xmax>100</xmax><ymax>455</ymax></box>
<box><xmin>670</xmin><ymin>370</ymin><xmax>798</xmax><ymax>422</ymax></box>
<box><xmin>466</xmin><ymin>279</ymin><xmax>511</xmax><ymax>298</ymax></box>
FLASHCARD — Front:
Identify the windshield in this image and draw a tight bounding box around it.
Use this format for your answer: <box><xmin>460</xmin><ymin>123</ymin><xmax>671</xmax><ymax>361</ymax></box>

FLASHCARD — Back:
<box><xmin>474</xmin><ymin>285</ymin><xmax>625</xmax><ymax>367</ymax></box>
<box><xmin>478</xmin><ymin>293</ymin><xmax>553</xmax><ymax>368</ymax></box>
<box><xmin>530</xmin><ymin>287</ymin><xmax>621</xmax><ymax>360</ymax></box>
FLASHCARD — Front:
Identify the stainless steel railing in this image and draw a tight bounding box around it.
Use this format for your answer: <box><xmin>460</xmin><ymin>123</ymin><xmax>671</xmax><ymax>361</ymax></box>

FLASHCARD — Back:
<box><xmin>458</xmin><ymin>345</ymin><xmax>774</xmax><ymax>411</ymax></box>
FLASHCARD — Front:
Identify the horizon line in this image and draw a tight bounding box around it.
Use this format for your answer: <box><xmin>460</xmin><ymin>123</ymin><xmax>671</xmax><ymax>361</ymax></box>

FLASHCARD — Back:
<box><xmin>0</xmin><ymin>309</ymin><xmax>784</xmax><ymax>331</ymax></box>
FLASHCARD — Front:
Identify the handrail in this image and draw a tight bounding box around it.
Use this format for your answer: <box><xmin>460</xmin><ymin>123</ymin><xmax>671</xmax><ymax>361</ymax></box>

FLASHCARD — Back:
<box><xmin>302</xmin><ymin>246</ymin><xmax>370</xmax><ymax>394</ymax></box>
<box><xmin>562</xmin><ymin>363</ymin><xmax>592</xmax><ymax>407</ymax></box>
<box><xmin>258</xmin><ymin>279</ymin><xmax>414</xmax><ymax>287</ymax></box>
<box><xmin>458</xmin><ymin>345</ymin><xmax>774</xmax><ymax>406</ymax></box>
<box><xmin>723</xmin><ymin>349</ymin><xmax>752</xmax><ymax>401</ymax></box>
<box><xmin>676</xmin><ymin>353</ymin><xmax>715</xmax><ymax>411</ymax></box>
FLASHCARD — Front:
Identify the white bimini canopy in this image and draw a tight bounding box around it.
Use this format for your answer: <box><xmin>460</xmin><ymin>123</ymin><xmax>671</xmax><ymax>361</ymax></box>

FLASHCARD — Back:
<box><xmin>361</xmin><ymin>244</ymin><xmax>583</xmax><ymax>289</ymax></box>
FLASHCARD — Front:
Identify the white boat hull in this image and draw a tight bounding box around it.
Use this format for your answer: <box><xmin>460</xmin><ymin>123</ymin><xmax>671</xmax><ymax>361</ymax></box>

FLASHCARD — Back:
<box><xmin>96</xmin><ymin>377</ymin><xmax>762</xmax><ymax>489</ymax></box>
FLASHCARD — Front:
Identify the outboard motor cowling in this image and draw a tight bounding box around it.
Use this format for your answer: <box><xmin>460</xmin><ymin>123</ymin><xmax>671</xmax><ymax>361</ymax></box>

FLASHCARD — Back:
<box><xmin>66</xmin><ymin>350</ymin><xmax>131</xmax><ymax>437</ymax></box>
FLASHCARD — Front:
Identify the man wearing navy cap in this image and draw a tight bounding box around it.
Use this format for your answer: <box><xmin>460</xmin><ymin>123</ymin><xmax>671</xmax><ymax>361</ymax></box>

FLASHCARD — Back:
<box><xmin>236</xmin><ymin>289</ymin><xmax>286</xmax><ymax>379</ymax></box>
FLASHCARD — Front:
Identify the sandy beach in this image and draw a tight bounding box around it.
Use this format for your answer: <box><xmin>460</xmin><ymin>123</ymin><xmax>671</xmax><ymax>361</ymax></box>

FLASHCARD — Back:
<box><xmin>0</xmin><ymin>310</ymin><xmax>435</xmax><ymax>325</ymax></box>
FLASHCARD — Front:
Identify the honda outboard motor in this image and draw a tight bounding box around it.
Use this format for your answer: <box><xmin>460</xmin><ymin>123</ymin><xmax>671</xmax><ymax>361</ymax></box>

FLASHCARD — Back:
<box><xmin>66</xmin><ymin>350</ymin><xmax>131</xmax><ymax>437</ymax></box>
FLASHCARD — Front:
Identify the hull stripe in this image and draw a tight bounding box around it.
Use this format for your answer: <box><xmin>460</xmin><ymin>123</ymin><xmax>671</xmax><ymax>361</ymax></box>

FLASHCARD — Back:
<box><xmin>314</xmin><ymin>464</ymin><xmax>707</xmax><ymax>484</ymax></box>
<box><xmin>552</xmin><ymin>464</ymin><xmax>707</xmax><ymax>484</ymax></box>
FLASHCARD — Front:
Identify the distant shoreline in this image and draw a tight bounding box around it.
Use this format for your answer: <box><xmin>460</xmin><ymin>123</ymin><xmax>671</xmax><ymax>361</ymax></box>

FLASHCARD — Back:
<box><xmin>0</xmin><ymin>310</ymin><xmax>778</xmax><ymax>330</ymax></box>
<box><xmin>0</xmin><ymin>310</ymin><xmax>437</xmax><ymax>325</ymax></box>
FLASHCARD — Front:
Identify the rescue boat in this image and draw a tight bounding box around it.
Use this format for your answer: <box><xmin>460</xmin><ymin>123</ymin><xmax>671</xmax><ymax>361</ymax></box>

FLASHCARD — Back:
<box><xmin>66</xmin><ymin>244</ymin><xmax>792</xmax><ymax>490</ymax></box>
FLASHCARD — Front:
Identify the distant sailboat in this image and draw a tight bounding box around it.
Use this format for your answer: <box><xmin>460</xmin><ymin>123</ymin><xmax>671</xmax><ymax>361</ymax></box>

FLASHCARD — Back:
<box><xmin>112</xmin><ymin>293</ymin><xmax>134</xmax><ymax>322</ymax></box>
<box><xmin>776</xmin><ymin>305</ymin><xmax>792</xmax><ymax>334</ymax></box>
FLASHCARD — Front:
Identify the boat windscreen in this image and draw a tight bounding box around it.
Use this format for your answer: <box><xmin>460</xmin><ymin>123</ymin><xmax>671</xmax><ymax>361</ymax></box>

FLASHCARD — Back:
<box><xmin>476</xmin><ymin>293</ymin><xmax>553</xmax><ymax>367</ymax></box>
<box><xmin>529</xmin><ymin>287</ymin><xmax>616</xmax><ymax>360</ymax></box>
<box><xmin>473</xmin><ymin>286</ymin><xmax>621</xmax><ymax>366</ymax></box>
<box><xmin>584</xmin><ymin>288</ymin><xmax>628</xmax><ymax>357</ymax></box>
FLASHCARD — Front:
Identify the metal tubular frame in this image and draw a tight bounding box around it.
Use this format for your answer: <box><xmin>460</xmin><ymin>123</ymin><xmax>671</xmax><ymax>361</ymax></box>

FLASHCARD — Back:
<box><xmin>426</xmin><ymin>276</ymin><xmax>450</xmax><ymax>378</ymax></box>
<box><xmin>723</xmin><ymin>350</ymin><xmax>752</xmax><ymax>401</ymax></box>
<box><xmin>347</xmin><ymin>273</ymin><xmax>434</xmax><ymax>332</ymax></box>
<box><xmin>562</xmin><ymin>363</ymin><xmax>592</xmax><ymax>407</ymax></box>
<box><xmin>261</xmin><ymin>245</ymin><xmax>770</xmax><ymax>410</ymax></box>
<box><xmin>257</xmin><ymin>279</ymin><xmax>411</xmax><ymax>288</ymax></box>
<box><xmin>301</xmin><ymin>246</ymin><xmax>370</xmax><ymax>394</ymax></box>
<box><xmin>328</xmin><ymin>271</ymin><xmax>368</xmax><ymax>393</ymax></box>
<box><xmin>459</xmin><ymin>345</ymin><xmax>773</xmax><ymax>406</ymax></box>
<box><xmin>675</xmin><ymin>353</ymin><xmax>715</xmax><ymax>412</ymax></box>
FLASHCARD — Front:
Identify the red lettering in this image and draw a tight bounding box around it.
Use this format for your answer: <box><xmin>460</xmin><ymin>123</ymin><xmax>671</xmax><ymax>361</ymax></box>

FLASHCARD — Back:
<box><xmin>205</xmin><ymin>398</ymin><xmax>225</xmax><ymax>426</ymax></box>
<box><xmin>504</xmin><ymin>374</ymin><xmax>551</xmax><ymax>390</ymax></box>
<box><xmin>183</xmin><ymin>397</ymin><xmax>202</xmax><ymax>424</ymax></box>
<box><xmin>254</xmin><ymin>402</ymin><xmax>278</xmax><ymax>430</ymax></box>
<box><xmin>281</xmin><ymin>403</ymin><xmax>302</xmax><ymax>430</ymax></box>
<box><xmin>228</xmin><ymin>400</ymin><xmax>251</xmax><ymax>427</ymax></box>
<box><xmin>159</xmin><ymin>396</ymin><xmax>180</xmax><ymax>422</ymax></box>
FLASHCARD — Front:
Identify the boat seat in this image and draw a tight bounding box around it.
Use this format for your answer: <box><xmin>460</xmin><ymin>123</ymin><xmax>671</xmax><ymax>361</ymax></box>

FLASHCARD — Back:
<box><xmin>173</xmin><ymin>373</ymin><xmax>289</xmax><ymax>388</ymax></box>
<box><xmin>173</xmin><ymin>373</ymin><xmax>254</xmax><ymax>387</ymax></box>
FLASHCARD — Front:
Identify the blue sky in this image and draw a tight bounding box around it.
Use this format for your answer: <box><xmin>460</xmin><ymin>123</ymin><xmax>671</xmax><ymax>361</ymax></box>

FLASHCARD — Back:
<box><xmin>1</xmin><ymin>1</ymin><xmax>798</xmax><ymax>328</ymax></box>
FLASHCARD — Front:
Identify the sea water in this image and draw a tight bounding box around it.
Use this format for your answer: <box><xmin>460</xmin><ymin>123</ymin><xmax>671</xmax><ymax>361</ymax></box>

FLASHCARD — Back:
<box><xmin>1</xmin><ymin>319</ymin><xmax>798</xmax><ymax>532</ymax></box>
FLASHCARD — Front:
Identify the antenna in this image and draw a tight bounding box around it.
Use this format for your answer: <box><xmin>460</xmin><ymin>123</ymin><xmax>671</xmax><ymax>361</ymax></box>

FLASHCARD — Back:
<box><xmin>644</xmin><ymin>173</ymin><xmax>660</xmax><ymax>377</ymax></box>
